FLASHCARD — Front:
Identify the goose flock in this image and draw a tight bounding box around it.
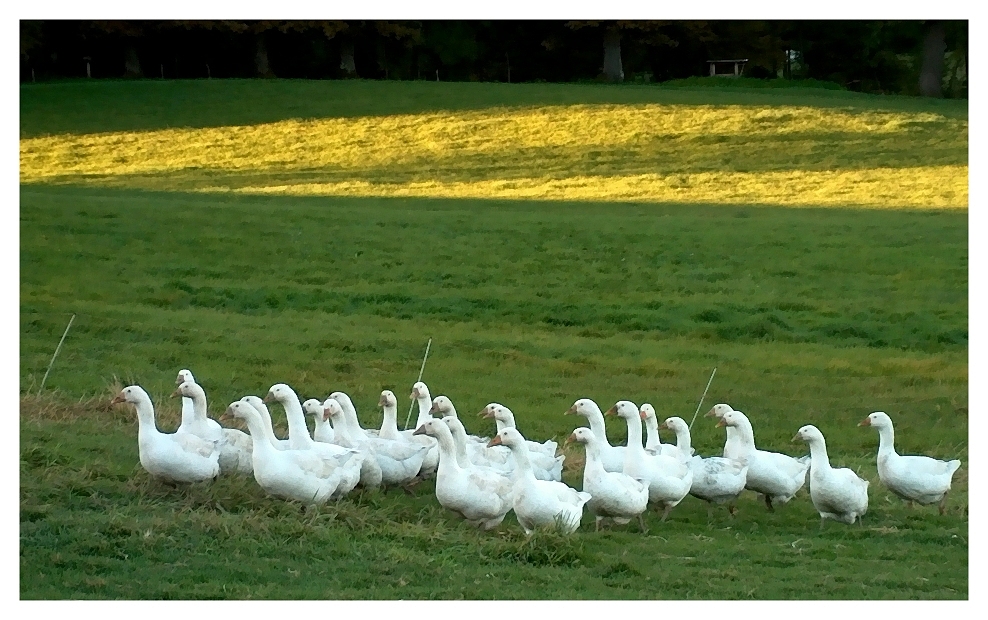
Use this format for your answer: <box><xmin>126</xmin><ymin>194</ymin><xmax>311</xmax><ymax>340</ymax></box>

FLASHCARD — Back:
<box><xmin>110</xmin><ymin>369</ymin><xmax>964</xmax><ymax>534</ymax></box>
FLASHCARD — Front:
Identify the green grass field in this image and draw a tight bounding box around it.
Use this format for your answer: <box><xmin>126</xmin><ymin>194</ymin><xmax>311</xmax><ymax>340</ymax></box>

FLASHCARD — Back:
<box><xmin>19</xmin><ymin>79</ymin><xmax>968</xmax><ymax>600</ymax></box>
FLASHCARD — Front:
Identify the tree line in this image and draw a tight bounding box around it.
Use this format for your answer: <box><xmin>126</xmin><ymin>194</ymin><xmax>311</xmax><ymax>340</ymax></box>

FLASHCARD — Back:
<box><xmin>20</xmin><ymin>20</ymin><xmax>967</xmax><ymax>98</ymax></box>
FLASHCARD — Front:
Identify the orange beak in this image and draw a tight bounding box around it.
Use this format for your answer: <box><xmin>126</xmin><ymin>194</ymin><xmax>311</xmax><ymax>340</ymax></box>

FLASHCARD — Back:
<box><xmin>110</xmin><ymin>392</ymin><xmax>126</xmax><ymax>405</ymax></box>
<box><xmin>604</xmin><ymin>405</ymin><xmax>618</xmax><ymax>417</ymax></box>
<box><xmin>704</xmin><ymin>407</ymin><xmax>717</xmax><ymax>418</ymax></box>
<box><xmin>791</xmin><ymin>433</ymin><xmax>801</xmax><ymax>442</ymax></box>
<box><xmin>487</xmin><ymin>435</ymin><xmax>503</xmax><ymax>448</ymax></box>
<box><xmin>262</xmin><ymin>392</ymin><xmax>274</xmax><ymax>404</ymax></box>
<box><xmin>412</xmin><ymin>425</ymin><xmax>427</xmax><ymax>436</ymax></box>
<box><xmin>219</xmin><ymin>412</ymin><xmax>233</xmax><ymax>422</ymax></box>
<box><xmin>564</xmin><ymin>432</ymin><xmax>577</xmax><ymax>446</ymax></box>
<box><xmin>479</xmin><ymin>407</ymin><xmax>495</xmax><ymax>419</ymax></box>
<box><xmin>858</xmin><ymin>417</ymin><xmax>872</xmax><ymax>427</ymax></box>
<box><xmin>429</xmin><ymin>401</ymin><xmax>440</xmax><ymax>414</ymax></box>
<box><xmin>410</xmin><ymin>388</ymin><xmax>420</xmax><ymax>399</ymax></box>
<box><xmin>169</xmin><ymin>388</ymin><xmax>181</xmax><ymax>399</ymax></box>
<box><xmin>716</xmin><ymin>419</ymin><xmax>727</xmax><ymax>428</ymax></box>
<box><xmin>658</xmin><ymin>421</ymin><xmax>669</xmax><ymax>430</ymax></box>
<box><xmin>639</xmin><ymin>410</ymin><xmax>647</xmax><ymax>421</ymax></box>
<box><xmin>174</xmin><ymin>375</ymin><xmax>183</xmax><ymax>386</ymax></box>
<box><xmin>564</xmin><ymin>405</ymin><xmax>577</xmax><ymax>415</ymax></box>
<box><xmin>378</xmin><ymin>395</ymin><xmax>387</xmax><ymax>407</ymax></box>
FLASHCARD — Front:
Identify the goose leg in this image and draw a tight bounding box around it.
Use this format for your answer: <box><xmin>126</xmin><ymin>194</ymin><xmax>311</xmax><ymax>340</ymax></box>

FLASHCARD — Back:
<box><xmin>764</xmin><ymin>495</ymin><xmax>775</xmax><ymax>512</ymax></box>
<box><xmin>638</xmin><ymin>514</ymin><xmax>648</xmax><ymax>534</ymax></box>
<box><xmin>819</xmin><ymin>516</ymin><xmax>825</xmax><ymax>531</ymax></box>
<box><xmin>660</xmin><ymin>505</ymin><xmax>673</xmax><ymax>522</ymax></box>
<box><xmin>595</xmin><ymin>517</ymin><xmax>602</xmax><ymax>532</ymax></box>
<box><xmin>939</xmin><ymin>493</ymin><xmax>948</xmax><ymax>515</ymax></box>
<box><xmin>728</xmin><ymin>503</ymin><xmax>738</xmax><ymax>518</ymax></box>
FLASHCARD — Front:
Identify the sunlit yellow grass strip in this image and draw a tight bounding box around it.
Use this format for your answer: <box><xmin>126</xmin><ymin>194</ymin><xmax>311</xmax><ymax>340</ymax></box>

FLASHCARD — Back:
<box><xmin>197</xmin><ymin>166</ymin><xmax>964</xmax><ymax>209</ymax></box>
<box><xmin>20</xmin><ymin>103</ymin><xmax>968</xmax><ymax>208</ymax></box>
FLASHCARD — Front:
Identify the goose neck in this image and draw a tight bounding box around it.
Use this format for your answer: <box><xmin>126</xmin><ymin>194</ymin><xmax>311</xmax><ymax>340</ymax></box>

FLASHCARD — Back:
<box><xmin>643</xmin><ymin>416</ymin><xmax>661</xmax><ymax>448</ymax></box>
<box><xmin>415</xmin><ymin>397</ymin><xmax>434</xmax><ymax>427</ymax></box>
<box><xmin>623</xmin><ymin>414</ymin><xmax>645</xmax><ymax>455</ymax></box>
<box><xmin>280</xmin><ymin>394</ymin><xmax>314</xmax><ymax>449</ymax></box>
<box><xmin>240</xmin><ymin>410</ymin><xmax>276</xmax><ymax>458</ymax></box>
<box><xmin>134</xmin><ymin>396</ymin><xmax>159</xmax><ymax>436</ymax></box>
<box><xmin>673</xmin><ymin>426</ymin><xmax>692</xmax><ymax>457</ymax></box>
<box><xmin>381</xmin><ymin>404</ymin><xmax>399</xmax><ymax>434</ymax></box>
<box><xmin>807</xmin><ymin>436</ymin><xmax>831</xmax><ymax>471</ymax></box>
<box><xmin>876</xmin><ymin>424</ymin><xmax>897</xmax><ymax>458</ymax></box>
<box><xmin>433</xmin><ymin>427</ymin><xmax>463</xmax><ymax>474</ymax></box>
<box><xmin>586</xmin><ymin>411</ymin><xmax>612</xmax><ymax>446</ymax></box>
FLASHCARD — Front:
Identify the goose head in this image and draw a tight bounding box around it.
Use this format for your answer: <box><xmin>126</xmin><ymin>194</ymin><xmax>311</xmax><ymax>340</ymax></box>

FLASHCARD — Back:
<box><xmin>220</xmin><ymin>400</ymin><xmax>259</xmax><ymax>424</ymax></box>
<box><xmin>442</xmin><ymin>415</ymin><xmax>467</xmax><ymax>438</ymax></box>
<box><xmin>430</xmin><ymin>395</ymin><xmax>455</xmax><ymax>417</ymax></box>
<box><xmin>323</xmin><ymin>399</ymin><xmax>347</xmax><ymax>424</ymax></box>
<box><xmin>566</xmin><ymin>427</ymin><xmax>596</xmax><ymax>447</ymax></box>
<box><xmin>716</xmin><ymin>410</ymin><xmax>744</xmax><ymax>429</ymax></box>
<box><xmin>410</xmin><ymin>381</ymin><xmax>431</xmax><ymax>402</ymax></box>
<box><xmin>240</xmin><ymin>395</ymin><xmax>269</xmax><ymax>417</ymax></box>
<box><xmin>329</xmin><ymin>391</ymin><xmax>355</xmax><ymax>413</ymax></box>
<box><xmin>111</xmin><ymin>385</ymin><xmax>150</xmax><ymax>406</ymax></box>
<box><xmin>170</xmin><ymin>380</ymin><xmax>204</xmax><ymax>400</ymax></box>
<box><xmin>478</xmin><ymin>403</ymin><xmax>500</xmax><ymax>419</ymax></box>
<box><xmin>379</xmin><ymin>390</ymin><xmax>397</xmax><ymax>408</ymax></box>
<box><xmin>640</xmin><ymin>403</ymin><xmax>656</xmax><ymax>421</ymax></box>
<box><xmin>412</xmin><ymin>417</ymin><xmax>448</xmax><ymax>438</ymax></box>
<box><xmin>792</xmin><ymin>424</ymin><xmax>824</xmax><ymax>444</ymax></box>
<box><xmin>175</xmin><ymin>368</ymin><xmax>195</xmax><ymax>386</ymax></box>
<box><xmin>263</xmin><ymin>383</ymin><xmax>295</xmax><ymax>405</ymax></box>
<box><xmin>660</xmin><ymin>416</ymin><xmax>688</xmax><ymax>434</ymax></box>
<box><xmin>487</xmin><ymin>427</ymin><xmax>524</xmax><ymax>449</ymax></box>
<box><xmin>604</xmin><ymin>400</ymin><xmax>640</xmax><ymax>420</ymax></box>
<box><xmin>706</xmin><ymin>403</ymin><xmax>734</xmax><ymax>419</ymax></box>
<box><xmin>565</xmin><ymin>398</ymin><xmax>601</xmax><ymax>418</ymax></box>
<box><xmin>301</xmin><ymin>398</ymin><xmax>324</xmax><ymax>419</ymax></box>
<box><xmin>859</xmin><ymin>411</ymin><xmax>892</xmax><ymax>428</ymax></box>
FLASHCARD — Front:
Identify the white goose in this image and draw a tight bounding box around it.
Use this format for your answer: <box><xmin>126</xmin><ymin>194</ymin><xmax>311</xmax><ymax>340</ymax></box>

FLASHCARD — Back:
<box><xmin>488</xmin><ymin>427</ymin><xmax>590</xmax><ymax>535</ymax></box>
<box><xmin>567</xmin><ymin>427</ymin><xmax>649</xmax><ymax>532</ymax></box>
<box><xmin>221</xmin><ymin>401</ymin><xmax>351</xmax><ymax>504</ymax></box>
<box><xmin>639</xmin><ymin>404</ymin><xmax>684</xmax><ymax>459</ymax></box>
<box><xmin>606</xmin><ymin>401</ymin><xmax>693</xmax><ymax>521</ymax></box>
<box><xmin>716</xmin><ymin>410</ymin><xmax>809</xmax><ymax>511</ymax></box>
<box><xmin>301</xmin><ymin>398</ymin><xmax>336</xmax><ymax>444</ymax></box>
<box><xmin>324</xmin><ymin>399</ymin><xmax>427</xmax><ymax>486</ymax></box>
<box><xmin>705</xmin><ymin>403</ymin><xmax>744</xmax><ymax>461</ymax></box>
<box><xmin>660</xmin><ymin>416</ymin><xmax>747</xmax><ymax>516</ymax></box>
<box><xmin>240</xmin><ymin>395</ymin><xmax>291</xmax><ymax>450</ymax></box>
<box><xmin>413</xmin><ymin>418</ymin><xmax>514</xmax><ymax>530</ymax></box>
<box><xmin>859</xmin><ymin>411</ymin><xmax>961</xmax><ymax>513</ymax></box>
<box><xmin>171</xmin><ymin>380</ymin><xmax>253</xmax><ymax>475</ymax></box>
<box><xmin>112</xmin><ymin>385</ymin><xmax>220</xmax><ymax>484</ymax></box>
<box><xmin>377</xmin><ymin>389</ymin><xmax>440</xmax><ymax>477</ymax></box>
<box><xmin>262</xmin><ymin>383</ymin><xmax>364</xmax><ymax>495</ymax></box>
<box><xmin>173</xmin><ymin>371</ymin><xmax>215</xmax><ymax>437</ymax></box>
<box><xmin>564</xmin><ymin>398</ymin><xmax>626</xmax><ymax>473</ymax></box>
<box><xmin>480</xmin><ymin>403</ymin><xmax>564</xmax><ymax>481</ymax></box>
<box><xmin>793</xmin><ymin>424</ymin><xmax>869</xmax><ymax>528</ymax></box>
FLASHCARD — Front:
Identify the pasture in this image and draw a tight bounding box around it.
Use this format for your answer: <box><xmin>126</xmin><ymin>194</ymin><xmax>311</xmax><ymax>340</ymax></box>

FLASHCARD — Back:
<box><xmin>19</xmin><ymin>79</ymin><xmax>967</xmax><ymax>599</ymax></box>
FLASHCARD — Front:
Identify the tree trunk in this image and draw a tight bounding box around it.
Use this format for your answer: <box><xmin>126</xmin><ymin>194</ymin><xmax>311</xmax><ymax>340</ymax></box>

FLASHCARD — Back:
<box><xmin>123</xmin><ymin>44</ymin><xmax>142</xmax><ymax>78</ymax></box>
<box><xmin>340</xmin><ymin>41</ymin><xmax>356</xmax><ymax>76</ymax></box>
<box><xmin>255</xmin><ymin>33</ymin><xmax>274</xmax><ymax>78</ymax></box>
<box><xmin>602</xmin><ymin>27</ymin><xmax>624</xmax><ymax>82</ymax></box>
<box><xmin>919</xmin><ymin>21</ymin><xmax>946</xmax><ymax>98</ymax></box>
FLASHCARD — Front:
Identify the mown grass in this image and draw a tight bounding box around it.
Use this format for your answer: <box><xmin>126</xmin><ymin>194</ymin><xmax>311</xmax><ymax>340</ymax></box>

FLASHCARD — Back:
<box><xmin>20</xmin><ymin>80</ymin><xmax>967</xmax><ymax>208</ymax></box>
<box><xmin>19</xmin><ymin>79</ymin><xmax>967</xmax><ymax>599</ymax></box>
